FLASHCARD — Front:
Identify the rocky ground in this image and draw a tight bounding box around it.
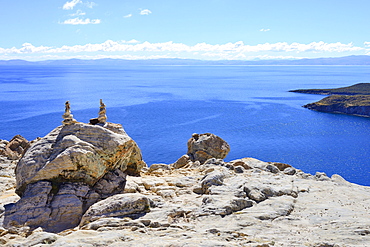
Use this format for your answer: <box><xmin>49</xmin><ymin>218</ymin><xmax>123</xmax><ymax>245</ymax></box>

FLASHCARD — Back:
<box><xmin>0</xmin><ymin>125</ymin><xmax>370</xmax><ymax>247</ymax></box>
<box><xmin>1</xmin><ymin>154</ymin><xmax>370</xmax><ymax>246</ymax></box>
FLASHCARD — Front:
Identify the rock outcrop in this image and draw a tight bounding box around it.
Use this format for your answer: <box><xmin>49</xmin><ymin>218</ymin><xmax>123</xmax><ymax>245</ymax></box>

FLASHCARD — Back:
<box><xmin>187</xmin><ymin>133</ymin><xmax>230</xmax><ymax>164</ymax></box>
<box><xmin>3</xmin><ymin>154</ymin><xmax>370</xmax><ymax>246</ymax></box>
<box><xmin>2</xmin><ymin>101</ymin><xmax>146</xmax><ymax>232</ymax></box>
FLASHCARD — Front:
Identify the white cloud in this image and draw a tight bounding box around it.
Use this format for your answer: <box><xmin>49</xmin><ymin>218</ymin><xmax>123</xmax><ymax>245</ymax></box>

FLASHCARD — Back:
<box><xmin>260</xmin><ymin>29</ymin><xmax>270</xmax><ymax>32</ymax></box>
<box><xmin>364</xmin><ymin>42</ymin><xmax>370</xmax><ymax>47</ymax></box>
<box><xmin>0</xmin><ymin>41</ymin><xmax>366</xmax><ymax>61</ymax></box>
<box><xmin>0</xmin><ymin>43</ymin><xmax>52</xmax><ymax>54</ymax></box>
<box><xmin>124</xmin><ymin>14</ymin><xmax>132</xmax><ymax>18</ymax></box>
<box><xmin>63</xmin><ymin>0</ymin><xmax>82</xmax><ymax>10</ymax></box>
<box><xmin>85</xmin><ymin>1</ymin><xmax>97</xmax><ymax>8</ymax></box>
<box><xmin>70</xmin><ymin>10</ymin><xmax>86</xmax><ymax>16</ymax></box>
<box><xmin>124</xmin><ymin>39</ymin><xmax>140</xmax><ymax>44</ymax></box>
<box><xmin>62</xmin><ymin>18</ymin><xmax>101</xmax><ymax>25</ymax></box>
<box><xmin>140</xmin><ymin>9</ymin><xmax>152</xmax><ymax>15</ymax></box>
<box><xmin>1</xmin><ymin>40</ymin><xmax>364</xmax><ymax>54</ymax></box>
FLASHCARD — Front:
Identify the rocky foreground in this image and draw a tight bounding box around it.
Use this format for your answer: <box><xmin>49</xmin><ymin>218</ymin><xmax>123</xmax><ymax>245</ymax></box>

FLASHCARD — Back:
<box><xmin>1</xmin><ymin>138</ymin><xmax>370</xmax><ymax>246</ymax></box>
<box><xmin>0</xmin><ymin>102</ymin><xmax>370</xmax><ymax>247</ymax></box>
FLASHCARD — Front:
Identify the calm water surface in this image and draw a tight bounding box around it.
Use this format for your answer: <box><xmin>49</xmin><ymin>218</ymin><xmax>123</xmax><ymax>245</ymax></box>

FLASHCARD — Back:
<box><xmin>0</xmin><ymin>65</ymin><xmax>369</xmax><ymax>185</ymax></box>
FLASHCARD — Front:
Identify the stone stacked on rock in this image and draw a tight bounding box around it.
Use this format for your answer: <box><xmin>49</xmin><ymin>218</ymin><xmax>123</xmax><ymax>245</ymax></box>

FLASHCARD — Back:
<box><xmin>90</xmin><ymin>99</ymin><xmax>108</xmax><ymax>125</ymax></box>
<box><xmin>62</xmin><ymin>101</ymin><xmax>77</xmax><ymax>125</ymax></box>
<box><xmin>3</xmin><ymin>101</ymin><xmax>146</xmax><ymax>232</ymax></box>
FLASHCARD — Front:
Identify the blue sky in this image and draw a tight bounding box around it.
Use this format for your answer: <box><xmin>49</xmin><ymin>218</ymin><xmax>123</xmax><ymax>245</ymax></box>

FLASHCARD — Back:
<box><xmin>1</xmin><ymin>0</ymin><xmax>369</xmax><ymax>61</ymax></box>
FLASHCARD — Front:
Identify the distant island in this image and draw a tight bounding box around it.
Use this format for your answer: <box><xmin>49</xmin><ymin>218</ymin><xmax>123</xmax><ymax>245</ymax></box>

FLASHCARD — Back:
<box><xmin>290</xmin><ymin>83</ymin><xmax>370</xmax><ymax>117</ymax></box>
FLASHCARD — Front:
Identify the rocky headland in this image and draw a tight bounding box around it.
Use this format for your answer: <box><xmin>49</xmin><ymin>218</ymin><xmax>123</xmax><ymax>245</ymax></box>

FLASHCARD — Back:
<box><xmin>290</xmin><ymin>83</ymin><xmax>370</xmax><ymax>117</ymax></box>
<box><xmin>1</xmin><ymin>101</ymin><xmax>370</xmax><ymax>247</ymax></box>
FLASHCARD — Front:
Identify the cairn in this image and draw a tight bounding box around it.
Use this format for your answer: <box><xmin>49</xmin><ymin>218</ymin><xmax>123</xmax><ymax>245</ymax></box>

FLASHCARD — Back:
<box><xmin>98</xmin><ymin>99</ymin><xmax>107</xmax><ymax>124</ymax></box>
<box><xmin>62</xmin><ymin>101</ymin><xmax>77</xmax><ymax>125</ymax></box>
<box><xmin>90</xmin><ymin>99</ymin><xmax>107</xmax><ymax>125</ymax></box>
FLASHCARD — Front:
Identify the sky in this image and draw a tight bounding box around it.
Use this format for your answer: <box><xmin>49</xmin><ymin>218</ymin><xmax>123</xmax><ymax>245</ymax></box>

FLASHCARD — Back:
<box><xmin>0</xmin><ymin>0</ymin><xmax>370</xmax><ymax>61</ymax></box>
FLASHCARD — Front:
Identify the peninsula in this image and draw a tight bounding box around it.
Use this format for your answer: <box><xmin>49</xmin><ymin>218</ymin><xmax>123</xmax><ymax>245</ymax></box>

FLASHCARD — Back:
<box><xmin>290</xmin><ymin>83</ymin><xmax>370</xmax><ymax>117</ymax></box>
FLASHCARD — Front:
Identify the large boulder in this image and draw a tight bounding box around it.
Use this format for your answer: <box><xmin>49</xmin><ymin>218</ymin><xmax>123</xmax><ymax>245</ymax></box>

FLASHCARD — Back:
<box><xmin>4</xmin><ymin>122</ymin><xmax>146</xmax><ymax>232</ymax></box>
<box><xmin>187</xmin><ymin>133</ymin><xmax>230</xmax><ymax>164</ymax></box>
<box><xmin>15</xmin><ymin>122</ymin><xmax>145</xmax><ymax>196</ymax></box>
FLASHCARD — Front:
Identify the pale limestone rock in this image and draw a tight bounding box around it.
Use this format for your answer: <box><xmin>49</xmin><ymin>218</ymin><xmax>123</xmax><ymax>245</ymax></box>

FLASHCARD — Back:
<box><xmin>171</xmin><ymin>154</ymin><xmax>191</xmax><ymax>169</ymax></box>
<box><xmin>228</xmin><ymin>159</ymin><xmax>253</xmax><ymax>170</ymax></box>
<box><xmin>187</xmin><ymin>133</ymin><xmax>230</xmax><ymax>163</ymax></box>
<box><xmin>3</xmin><ymin>231</ymin><xmax>59</xmax><ymax>247</ymax></box>
<box><xmin>15</xmin><ymin>122</ymin><xmax>146</xmax><ymax>195</ymax></box>
<box><xmin>3</xmin><ymin>161</ymin><xmax>370</xmax><ymax>247</ymax></box>
<box><xmin>3</xmin><ymin>119</ymin><xmax>146</xmax><ymax>233</ymax></box>
<box><xmin>200</xmin><ymin>170</ymin><xmax>225</xmax><ymax>194</ymax></box>
<box><xmin>80</xmin><ymin>194</ymin><xmax>150</xmax><ymax>226</ymax></box>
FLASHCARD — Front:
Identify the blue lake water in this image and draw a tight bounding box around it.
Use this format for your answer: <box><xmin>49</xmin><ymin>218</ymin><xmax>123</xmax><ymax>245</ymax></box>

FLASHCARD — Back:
<box><xmin>0</xmin><ymin>64</ymin><xmax>369</xmax><ymax>185</ymax></box>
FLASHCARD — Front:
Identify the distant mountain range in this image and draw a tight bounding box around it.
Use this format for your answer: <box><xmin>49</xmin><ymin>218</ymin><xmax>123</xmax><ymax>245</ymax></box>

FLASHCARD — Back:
<box><xmin>1</xmin><ymin>55</ymin><xmax>370</xmax><ymax>66</ymax></box>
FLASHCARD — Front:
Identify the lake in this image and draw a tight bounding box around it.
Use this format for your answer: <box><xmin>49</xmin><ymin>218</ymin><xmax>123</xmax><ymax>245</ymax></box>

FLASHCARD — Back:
<box><xmin>0</xmin><ymin>64</ymin><xmax>369</xmax><ymax>185</ymax></box>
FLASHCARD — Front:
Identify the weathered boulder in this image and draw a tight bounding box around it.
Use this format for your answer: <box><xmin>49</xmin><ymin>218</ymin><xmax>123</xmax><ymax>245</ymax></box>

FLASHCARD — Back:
<box><xmin>15</xmin><ymin>122</ymin><xmax>145</xmax><ymax>196</ymax></box>
<box><xmin>4</xmin><ymin>122</ymin><xmax>146</xmax><ymax>232</ymax></box>
<box><xmin>187</xmin><ymin>133</ymin><xmax>230</xmax><ymax>164</ymax></box>
<box><xmin>3</xmin><ymin>181</ymin><xmax>93</xmax><ymax>232</ymax></box>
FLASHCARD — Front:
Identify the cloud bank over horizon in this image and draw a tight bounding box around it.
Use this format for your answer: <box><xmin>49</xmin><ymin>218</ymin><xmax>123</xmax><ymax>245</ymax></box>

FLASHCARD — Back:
<box><xmin>0</xmin><ymin>40</ymin><xmax>368</xmax><ymax>61</ymax></box>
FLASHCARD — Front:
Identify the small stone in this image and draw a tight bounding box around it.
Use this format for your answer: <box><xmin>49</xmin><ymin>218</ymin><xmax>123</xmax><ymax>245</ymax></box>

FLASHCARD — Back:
<box><xmin>207</xmin><ymin>228</ymin><xmax>220</xmax><ymax>234</ymax></box>
<box><xmin>266</xmin><ymin>164</ymin><xmax>279</xmax><ymax>173</ymax></box>
<box><xmin>204</xmin><ymin>158</ymin><xmax>225</xmax><ymax>166</ymax></box>
<box><xmin>148</xmin><ymin>164</ymin><xmax>171</xmax><ymax>173</ymax></box>
<box><xmin>315</xmin><ymin>172</ymin><xmax>330</xmax><ymax>181</ymax></box>
<box><xmin>234</xmin><ymin>191</ymin><xmax>247</xmax><ymax>198</ymax></box>
<box><xmin>354</xmin><ymin>229</ymin><xmax>370</xmax><ymax>235</ymax></box>
<box><xmin>149</xmin><ymin>222</ymin><xmax>161</xmax><ymax>228</ymax></box>
<box><xmin>139</xmin><ymin>219</ymin><xmax>151</xmax><ymax>226</ymax></box>
<box><xmin>234</xmin><ymin>166</ymin><xmax>244</xmax><ymax>173</ymax></box>
<box><xmin>284</xmin><ymin>167</ymin><xmax>296</xmax><ymax>175</ymax></box>
<box><xmin>171</xmin><ymin>155</ymin><xmax>190</xmax><ymax>169</ymax></box>
<box><xmin>246</xmin><ymin>189</ymin><xmax>266</xmax><ymax>203</ymax></box>
<box><xmin>270</xmin><ymin>162</ymin><xmax>292</xmax><ymax>171</ymax></box>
